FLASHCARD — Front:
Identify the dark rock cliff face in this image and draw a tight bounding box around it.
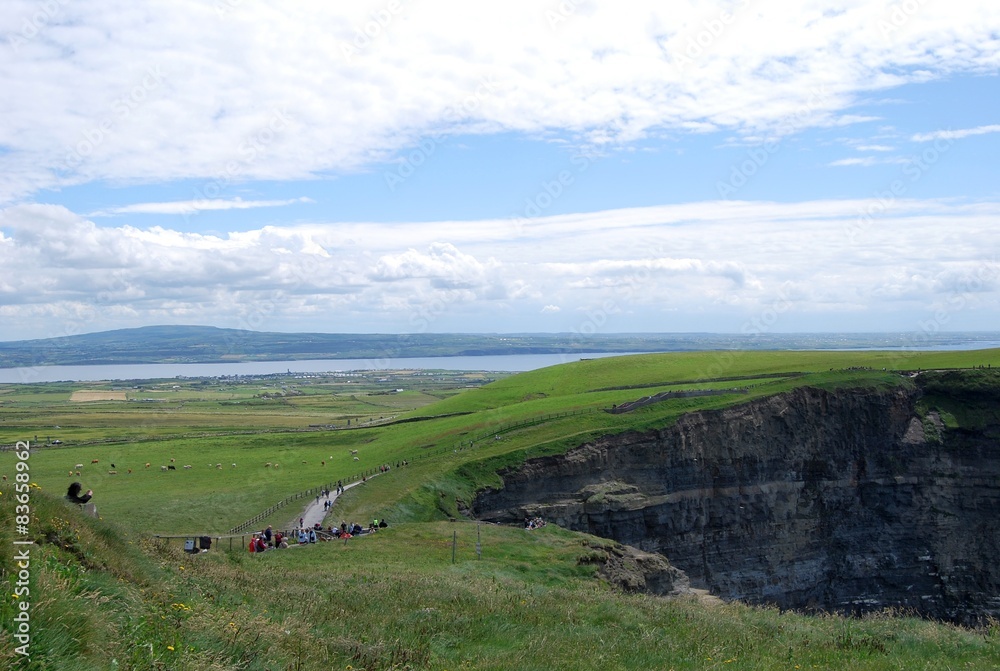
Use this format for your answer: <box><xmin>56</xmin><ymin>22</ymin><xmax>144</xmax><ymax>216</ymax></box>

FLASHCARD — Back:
<box><xmin>473</xmin><ymin>385</ymin><xmax>1000</xmax><ymax>624</ymax></box>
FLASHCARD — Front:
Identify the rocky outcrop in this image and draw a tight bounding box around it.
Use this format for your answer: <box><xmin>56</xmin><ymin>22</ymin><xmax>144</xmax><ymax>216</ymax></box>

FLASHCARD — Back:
<box><xmin>579</xmin><ymin>540</ymin><xmax>692</xmax><ymax>597</ymax></box>
<box><xmin>473</xmin><ymin>384</ymin><xmax>1000</xmax><ymax>624</ymax></box>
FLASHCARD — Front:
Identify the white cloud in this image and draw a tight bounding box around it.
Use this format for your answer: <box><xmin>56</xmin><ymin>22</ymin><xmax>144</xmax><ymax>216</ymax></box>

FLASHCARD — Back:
<box><xmin>2</xmin><ymin>1</ymin><xmax>999</xmax><ymax>202</ymax></box>
<box><xmin>911</xmin><ymin>124</ymin><xmax>1000</xmax><ymax>142</ymax></box>
<box><xmin>856</xmin><ymin>144</ymin><xmax>894</xmax><ymax>152</ymax></box>
<box><xmin>2</xmin><ymin>198</ymin><xmax>999</xmax><ymax>338</ymax></box>
<box><xmin>89</xmin><ymin>197</ymin><xmax>313</xmax><ymax>216</ymax></box>
<box><xmin>829</xmin><ymin>157</ymin><xmax>879</xmax><ymax>167</ymax></box>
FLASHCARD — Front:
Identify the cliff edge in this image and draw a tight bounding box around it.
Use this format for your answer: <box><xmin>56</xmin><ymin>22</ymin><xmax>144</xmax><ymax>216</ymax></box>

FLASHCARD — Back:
<box><xmin>474</xmin><ymin>376</ymin><xmax>1000</xmax><ymax>624</ymax></box>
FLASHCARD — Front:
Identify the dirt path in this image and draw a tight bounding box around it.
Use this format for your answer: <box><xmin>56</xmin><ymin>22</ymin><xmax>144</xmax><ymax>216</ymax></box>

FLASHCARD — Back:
<box><xmin>287</xmin><ymin>473</ymin><xmax>379</xmax><ymax>530</ymax></box>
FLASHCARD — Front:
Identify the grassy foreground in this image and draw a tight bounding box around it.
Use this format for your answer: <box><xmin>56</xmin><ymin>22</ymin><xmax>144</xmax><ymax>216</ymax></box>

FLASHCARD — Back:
<box><xmin>2</xmin><ymin>493</ymin><xmax>998</xmax><ymax>670</ymax></box>
<box><xmin>2</xmin><ymin>350</ymin><xmax>1000</xmax><ymax>669</ymax></box>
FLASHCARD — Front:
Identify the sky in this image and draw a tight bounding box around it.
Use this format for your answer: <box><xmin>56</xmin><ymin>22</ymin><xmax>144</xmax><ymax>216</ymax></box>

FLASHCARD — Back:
<box><xmin>1</xmin><ymin>1</ymin><xmax>999</xmax><ymax>342</ymax></box>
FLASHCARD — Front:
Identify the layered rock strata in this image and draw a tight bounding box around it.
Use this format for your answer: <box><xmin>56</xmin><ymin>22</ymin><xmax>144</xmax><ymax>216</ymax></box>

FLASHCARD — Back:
<box><xmin>473</xmin><ymin>385</ymin><xmax>1000</xmax><ymax>624</ymax></box>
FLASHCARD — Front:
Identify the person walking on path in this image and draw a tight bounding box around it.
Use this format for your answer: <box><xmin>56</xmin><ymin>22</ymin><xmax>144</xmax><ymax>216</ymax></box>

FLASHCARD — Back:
<box><xmin>289</xmin><ymin>473</ymin><xmax>381</xmax><ymax>531</ymax></box>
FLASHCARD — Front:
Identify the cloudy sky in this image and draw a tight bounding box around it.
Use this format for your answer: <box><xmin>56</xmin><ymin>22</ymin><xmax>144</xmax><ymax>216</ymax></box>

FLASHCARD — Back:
<box><xmin>1</xmin><ymin>1</ymin><xmax>999</xmax><ymax>342</ymax></box>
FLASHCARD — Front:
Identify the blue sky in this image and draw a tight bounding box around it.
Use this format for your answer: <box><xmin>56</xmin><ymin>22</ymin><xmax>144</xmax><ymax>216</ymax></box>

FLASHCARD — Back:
<box><xmin>1</xmin><ymin>1</ymin><xmax>999</xmax><ymax>341</ymax></box>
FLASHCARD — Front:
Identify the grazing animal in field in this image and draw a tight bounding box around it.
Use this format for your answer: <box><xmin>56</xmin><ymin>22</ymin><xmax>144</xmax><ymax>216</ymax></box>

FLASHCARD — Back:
<box><xmin>1</xmin><ymin>475</ymin><xmax>6</xmax><ymax>481</ymax></box>
<box><xmin>170</xmin><ymin>458</ymin><xmax>175</xmax><ymax>463</ymax></box>
<box><xmin>75</xmin><ymin>471</ymin><xmax>81</xmax><ymax>476</ymax></box>
<box><xmin>231</xmin><ymin>463</ymin><xmax>236</xmax><ymax>468</ymax></box>
<box><xmin>127</xmin><ymin>469</ymin><xmax>132</xmax><ymax>474</ymax></box>
<box><xmin>91</xmin><ymin>459</ymin><xmax>99</xmax><ymax>464</ymax></box>
<box><xmin>353</xmin><ymin>456</ymin><xmax>359</xmax><ymax>461</ymax></box>
<box><xmin>216</xmin><ymin>463</ymin><xmax>222</xmax><ymax>469</ymax></box>
<box><xmin>183</xmin><ymin>465</ymin><xmax>192</xmax><ymax>469</ymax></box>
<box><xmin>301</xmin><ymin>461</ymin><xmax>307</xmax><ymax>464</ymax></box>
<box><xmin>108</xmin><ymin>470</ymin><xmax>117</xmax><ymax>475</ymax></box>
<box><xmin>321</xmin><ymin>460</ymin><xmax>325</xmax><ymax>466</ymax></box>
<box><xmin>167</xmin><ymin>465</ymin><xmax>176</xmax><ymax>471</ymax></box>
<box><xmin>111</xmin><ymin>463</ymin><xmax>116</xmax><ymax>469</ymax></box>
<box><xmin>161</xmin><ymin>465</ymin><xmax>168</xmax><ymax>471</ymax></box>
<box><xmin>264</xmin><ymin>462</ymin><xmax>272</xmax><ymax>468</ymax></box>
<box><xmin>350</xmin><ymin>450</ymin><xmax>358</xmax><ymax>455</ymax></box>
<box><xmin>145</xmin><ymin>462</ymin><xmax>150</xmax><ymax>468</ymax></box>
<box><xmin>68</xmin><ymin>470</ymin><xmax>74</xmax><ymax>476</ymax></box>
<box><xmin>273</xmin><ymin>462</ymin><xmax>279</xmax><ymax>469</ymax></box>
<box><xmin>75</xmin><ymin>463</ymin><xmax>84</xmax><ymax>469</ymax></box>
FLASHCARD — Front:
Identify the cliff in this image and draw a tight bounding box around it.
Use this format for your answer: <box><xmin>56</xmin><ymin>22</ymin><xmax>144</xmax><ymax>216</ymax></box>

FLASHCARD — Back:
<box><xmin>473</xmin><ymin>377</ymin><xmax>1000</xmax><ymax>624</ymax></box>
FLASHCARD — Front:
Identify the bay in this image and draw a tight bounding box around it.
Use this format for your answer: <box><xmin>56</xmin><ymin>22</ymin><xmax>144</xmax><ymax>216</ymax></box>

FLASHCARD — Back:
<box><xmin>0</xmin><ymin>352</ymin><xmax>637</xmax><ymax>384</ymax></box>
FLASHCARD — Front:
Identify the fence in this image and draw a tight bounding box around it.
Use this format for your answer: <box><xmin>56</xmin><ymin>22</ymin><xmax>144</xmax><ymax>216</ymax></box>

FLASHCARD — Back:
<box><xmin>228</xmin><ymin>468</ymin><xmax>380</xmax><ymax>534</ymax></box>
<box><xmin>227</xmin><ymin>407</ymin><xmax>598</xmax><ymax>534</ymax></box>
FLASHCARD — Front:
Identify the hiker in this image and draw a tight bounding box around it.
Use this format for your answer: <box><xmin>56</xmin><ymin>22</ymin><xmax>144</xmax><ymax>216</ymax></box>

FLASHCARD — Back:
<box><xmin>263</xmin><ymin>525</ymin><xmax>273</xmax><ymax>546</ymax></box>
<box><xmin>66</xmin><ymin>482</ymin><xmax>93</xmax><ymax>504</ymax></box>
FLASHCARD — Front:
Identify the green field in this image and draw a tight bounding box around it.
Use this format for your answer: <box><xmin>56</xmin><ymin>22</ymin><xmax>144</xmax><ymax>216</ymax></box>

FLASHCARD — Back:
<box><xmin>2</xmin><ymin>349</ymin><xmax>999</xmax><ymax>669</ymax></box>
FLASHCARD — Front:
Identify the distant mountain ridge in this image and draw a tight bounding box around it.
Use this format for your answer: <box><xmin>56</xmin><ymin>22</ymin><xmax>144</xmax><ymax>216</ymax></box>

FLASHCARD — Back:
<box><xmin>1</xmin><ymin>325</ymin><xmax>998</xmax><ymax>369</ymax></box>
<box><xmin>0</xmin><ymin>325</ymin><xmax>664</xmax><ymax>368</ymax></box>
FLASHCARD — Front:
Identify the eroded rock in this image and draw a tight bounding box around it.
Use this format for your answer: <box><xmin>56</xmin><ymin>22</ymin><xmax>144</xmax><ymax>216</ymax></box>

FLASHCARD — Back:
<box><xmin>474</xmin><ymin>384</ymin><xmax>1000</xmax><ymax>624</ymax></box>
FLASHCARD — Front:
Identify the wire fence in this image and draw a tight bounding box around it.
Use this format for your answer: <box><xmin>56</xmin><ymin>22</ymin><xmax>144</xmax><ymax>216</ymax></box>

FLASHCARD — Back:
<box><xmin>227</xmin><ymin>407</ymin><xmax>598</xmax><ymax>534</ymax></box>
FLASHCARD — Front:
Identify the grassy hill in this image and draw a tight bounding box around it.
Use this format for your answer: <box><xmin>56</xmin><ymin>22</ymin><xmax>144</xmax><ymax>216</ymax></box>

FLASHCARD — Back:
<box><xmin>2</xmin><ymin>349</ymin><xmax>1000</xmax><ymax>669</ymax></box>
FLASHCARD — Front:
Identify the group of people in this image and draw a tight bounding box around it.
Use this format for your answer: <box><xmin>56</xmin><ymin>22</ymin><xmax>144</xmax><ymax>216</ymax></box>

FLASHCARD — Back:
<box><xmin>248</xmin><ymin>518</ymin><xmax>389</xmax><ymax>553</ymax></box>
<box><xmin>524</xmin><ymin>516</ymin><xmax>546</xmax><ymax>530</ymax></box>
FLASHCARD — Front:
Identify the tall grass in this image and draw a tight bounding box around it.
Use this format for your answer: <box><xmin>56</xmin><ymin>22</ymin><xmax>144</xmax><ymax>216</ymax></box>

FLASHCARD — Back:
<box><xmin>2</xmin><ymin>494</ymin><xmax>998</xmax><ymax>670</ymax></box>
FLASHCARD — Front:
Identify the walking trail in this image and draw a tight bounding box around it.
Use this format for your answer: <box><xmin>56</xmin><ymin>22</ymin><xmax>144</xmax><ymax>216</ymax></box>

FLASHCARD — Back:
<box><xmin>288</xmin><ymin>473</ymin><xmax>380</xmax><ymax>530</ymax></box>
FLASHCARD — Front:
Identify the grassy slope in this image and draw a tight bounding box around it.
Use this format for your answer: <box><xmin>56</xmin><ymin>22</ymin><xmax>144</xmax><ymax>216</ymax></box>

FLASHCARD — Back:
<box><xmin>2</xmin><ymin>350</ymin><xmax>1000</xmax><ymax>669</ymax></box>
<box><xmin>4</xmin><ymin>350</ymin><xmax>998</xmax><ymax>533</ymax></box>
<box><xmin>2</xmin><ymin>493</ymin><xmax>998</xmax><ymax>670</ymax></box>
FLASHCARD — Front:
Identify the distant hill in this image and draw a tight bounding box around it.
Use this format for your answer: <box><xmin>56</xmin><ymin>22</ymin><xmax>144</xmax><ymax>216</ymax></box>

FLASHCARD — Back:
<box><xmin>1</xmin><ymin>325</ymin><xmax>998</xmax><ymax>368</ymax></box>
<box><xmin>0</xmin><ymin>325</ymin><xmax>667</xmax><ymax>368</ymax></box>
